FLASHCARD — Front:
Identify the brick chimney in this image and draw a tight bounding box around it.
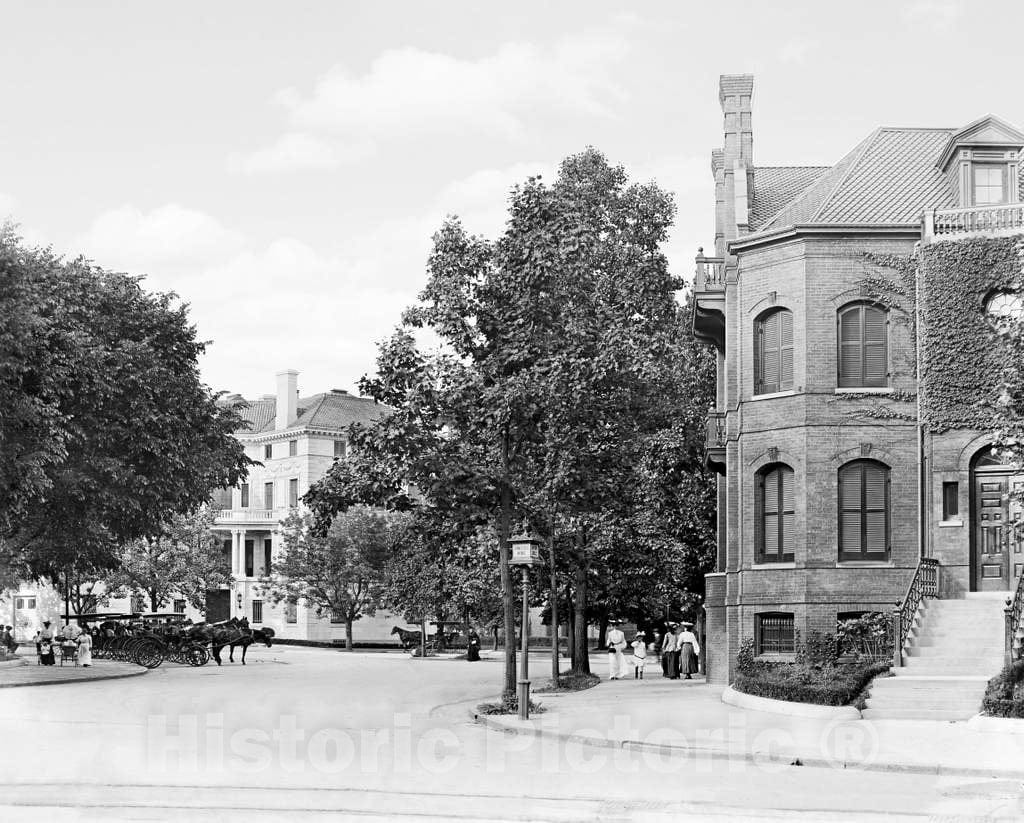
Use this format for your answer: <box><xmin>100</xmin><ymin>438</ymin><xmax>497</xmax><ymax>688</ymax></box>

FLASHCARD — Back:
<box><xmin>717</xmin><ymin>74</ymin><xmax>755</xmax><ymax>239</ymax></box>
<box><xmin>275</xmin><ymin>369</ymin><xmax>298</xmax><ymax>431</ymax></box>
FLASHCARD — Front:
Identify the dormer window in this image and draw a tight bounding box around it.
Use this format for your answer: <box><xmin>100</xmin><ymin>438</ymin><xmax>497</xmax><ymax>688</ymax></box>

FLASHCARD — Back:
<box><xmin>936</xmin><ymin>116</ymin><xmax>1024</xmax><ymax>210</ymax></box>
<box><xmin>973</xmin><ymin>164</ymin><xmax>1008</xmax><ymax>206</ymax></box>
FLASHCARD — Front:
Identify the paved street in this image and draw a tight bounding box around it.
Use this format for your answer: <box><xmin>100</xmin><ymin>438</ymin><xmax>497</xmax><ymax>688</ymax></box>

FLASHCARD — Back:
<box><xmin>0</xmin><ymin>645</ymin><xmax>1021</xmax><ymax>821</ymax></box>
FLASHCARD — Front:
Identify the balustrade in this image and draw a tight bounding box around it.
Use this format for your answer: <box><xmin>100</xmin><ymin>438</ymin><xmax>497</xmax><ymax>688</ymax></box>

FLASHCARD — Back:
<box><xmin>1006</xmin><ymin>571</ymin><xmax>1024</xmax><ymax>665</ymax></box>
<box><xmin>695</xmin><ymin>250</ymin><xmax>726</xmax><ymax>291</ymax></box>
<box><xmin>926</xmin><ymin>203</ymin><xmax>1024</xmax><ymax>241</ymax></box>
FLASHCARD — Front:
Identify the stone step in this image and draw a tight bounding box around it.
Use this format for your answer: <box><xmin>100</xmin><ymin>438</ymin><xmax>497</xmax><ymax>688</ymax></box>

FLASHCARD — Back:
<box><xmin>906</xmin><ymin>645</ymin><xmax>1003</xmax><ymax>657</ymax></box>
<box><xmin>884</xmin><ymin>672</ymin><xmax>990</xmax><ymax>681</ymax></box>
<box><xmin>965</xmin><ymin>591</ymin><xmax>1013</xmax><ymax>600</ymax></box>
<box><xmin>893</xmin><ymin>663</ymin><xmax>1001</xmax><ymax>676</ymax></box>
<box><xmin>864</xmin><ymin>697</ymin><xmax>982</xmax><ymax>714</ymax></box>
<box><xmin>861</xmin><ymin>707</ymin><xmax>976</xmax><ymax>721</ymax></box>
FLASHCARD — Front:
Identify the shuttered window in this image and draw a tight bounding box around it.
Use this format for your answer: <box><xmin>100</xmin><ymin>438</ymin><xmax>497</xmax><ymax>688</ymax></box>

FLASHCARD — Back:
<box><xmin>755</xmin><ymin>310</ymin><xmax>794</xmax><ymax>395</ymax></box>
<box><xmin>757</xmin><ymin>465</ymin><xmax>795</xmax><ymax>563</ymax></box>
<box><xmin>838</xmin><ymin>304</ymin><xmax>887</xmax><ymax>388</ymax></box>
<box><xmin>839</xmin><ymin>461</ymin><xmax>890</xmax><ymax>560</ymax></box>
<box><xmin>252</xmin><ymin>600</ymin><xmax>263</xmax><ymax>624</ymax></box>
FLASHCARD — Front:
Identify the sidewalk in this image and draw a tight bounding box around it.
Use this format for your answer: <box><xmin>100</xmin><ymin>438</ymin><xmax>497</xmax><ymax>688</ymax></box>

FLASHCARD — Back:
<box><xmin>474</xmin><ymin>670</ymin><xmax>1024</xmax><ymax>778</ymax></box>
<box><xmin>0</xmin><ymin>658</ymin><xmax>147</xmax><ymax>688</ymax></box>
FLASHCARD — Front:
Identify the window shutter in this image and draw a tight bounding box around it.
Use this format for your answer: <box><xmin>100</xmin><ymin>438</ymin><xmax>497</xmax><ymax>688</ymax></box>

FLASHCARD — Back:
<box><xmin>779</xmin><ymin>311</ymin><xmax>794</xmax><ymax>390</ymax></box>
<box><xmin>839</xmin><ymin>465</ymin><xmax>862</xmax><ymax>556</ymax></box>
<box><xmin>863</xmin><ymin>464</ymin><xmax>888</xmax><ymax>554</ymax></box>
<box><xmin>758</xmin><ymin>312</ymin><xmax>780</xmax><ymax>394</ymax></box>
<box><xmin>780</xmin><ymin>467</ymin><xmax>795</xmax><ymax>559</ymax></box>
<box><xmin>838</xmin><ymin>307</ymin><xmax>863</xmax><ymax>387</ymax></box>
<box><xmin>863</xmin><ymin>306</ymin><xmax>887</xmax><ymax>386</ymax></box>
<box><xmin>763</xmin><ymin>469</ymin><xmax>779</xmax><ymax>558</ymax></box>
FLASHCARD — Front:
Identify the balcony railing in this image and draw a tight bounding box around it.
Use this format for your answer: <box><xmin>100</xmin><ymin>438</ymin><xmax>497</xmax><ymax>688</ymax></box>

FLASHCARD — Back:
<box><xmin>705</xmin><ymin>411</ymin><xmax>726</xmax><ymax>449</ymax></box>
<box><xmin>925</xmin><ymin>203</ymin><xmax>1024</xmax><ymax>241</ymax></box>
<box><xmin>216</xmin><ymin>508</ymin><xmax>286</xmax><ymax>523</ymax></box>
<box><xmin>695</xmin><ymin>249</ymin><xmax>725</xmax><ymax>291</ymax></box>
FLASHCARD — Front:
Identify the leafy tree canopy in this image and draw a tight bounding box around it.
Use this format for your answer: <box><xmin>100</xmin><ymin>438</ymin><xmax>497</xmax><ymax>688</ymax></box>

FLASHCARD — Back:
<box><xmin>0</xmin><ymin>228</ymin><xmax>252</xmax><ymax>579</ymax></box>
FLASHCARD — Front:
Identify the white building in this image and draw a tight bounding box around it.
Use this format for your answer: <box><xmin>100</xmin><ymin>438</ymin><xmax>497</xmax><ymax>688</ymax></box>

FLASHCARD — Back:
<box><xmin>211</xmin><ymin>369</ymin><xmax>401</xmax><ymax>643</ymax></box>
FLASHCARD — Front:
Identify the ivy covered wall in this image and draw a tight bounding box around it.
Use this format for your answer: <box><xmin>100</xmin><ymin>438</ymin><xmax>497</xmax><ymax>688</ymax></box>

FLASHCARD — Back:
<box><xmin>918</xmin><ymin>235</ymin><xmax>1022</xmax><ymax>433</ymax></box>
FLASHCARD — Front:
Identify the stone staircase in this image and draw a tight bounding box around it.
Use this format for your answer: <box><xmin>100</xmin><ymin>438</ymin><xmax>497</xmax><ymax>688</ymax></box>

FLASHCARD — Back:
<box><xmin>862</xmin><ymin>593</ymin><xmax>1008</xmax><ymax>721</ymax></box>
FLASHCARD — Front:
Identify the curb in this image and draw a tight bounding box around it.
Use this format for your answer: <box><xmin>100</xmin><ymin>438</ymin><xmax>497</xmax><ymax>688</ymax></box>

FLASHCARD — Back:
<box><xmin>472</xmin><ymin>708</ymin><xmax>1024</xmax><ymax>780</ymax></box>
<box><xmin>0</xmin><ymin>665</ymin><xmax>148</xmax><ymax>689</ymax></box>
<box><xmin>721</xmin><ymin>685</ymin><xmax>861</xmax><ymax>720</ymax></box>
<box><xmin>966</xmin><ymin>713</ymin><xmax>1024</xmax><ymax>734</ymax></box>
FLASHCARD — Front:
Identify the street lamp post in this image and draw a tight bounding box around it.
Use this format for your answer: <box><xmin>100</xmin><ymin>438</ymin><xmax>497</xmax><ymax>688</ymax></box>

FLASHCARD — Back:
<box><xmin>509</xmin><ymin>532</ymin><xmax>542</xmax><ymax>721</ymax></box>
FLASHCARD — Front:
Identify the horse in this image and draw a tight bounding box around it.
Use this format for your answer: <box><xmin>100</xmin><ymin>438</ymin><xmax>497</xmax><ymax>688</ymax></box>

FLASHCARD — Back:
<box><xmin>228</xmin><ymin>627</ymin><xmax>275</xmax><ymax>664</ymax></box>
<box><xmin>187</xmin><ymin>617</ymin><xmax>253</xmax><ymax>665</ymax></box>
<box><xmin>390</xmin><ymin>626</ymin><xmax>424</xmax><ymax>650</ymax></box>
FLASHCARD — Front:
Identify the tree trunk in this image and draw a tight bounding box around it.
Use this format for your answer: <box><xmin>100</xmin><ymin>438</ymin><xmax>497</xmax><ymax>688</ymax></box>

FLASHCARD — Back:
<box><xmin>151</xmin><ymin>591</ymin><xmax>160</xmax><ymax>613</ymax></box>
<box><xmin>345</xmin><ymin>618</ymin><xmax>354</xmax><ymax>651</ymax></box>
<box><xmin>566</xmin><ymin>583</ymin><xmax>576</xmax><ymax>671</ymax></box>
<box><xmin>498</xmin><ymin>430</ymin><xmax>517</xmax><ymax>697</ymax></box>
<box><xmin>492</xmin><ymin>624</ymin><xmax>499</xmax><ymax>651</ymax></box>
<box><xmin>597</xmin><ymin>614</ymin><xmax>608</xmax><ymax>651</ymax></box>
<box><xmin>549</xmin><ymin>520</ymin><xmax>559</xmax><ymax>683</ymax></box>
<box><xmin>571</xmin><ymin>540</ymin><xmax>590</xmax><ymax>675</ymax></box>
<box><xmin>435</xmin><ymin>612</ymin><xmax>446</xmax><ymax>652</ymax></box>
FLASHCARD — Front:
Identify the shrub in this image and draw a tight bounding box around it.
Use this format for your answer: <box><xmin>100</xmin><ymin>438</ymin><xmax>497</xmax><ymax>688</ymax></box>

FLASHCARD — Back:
<box><xmin>837</xmin><ymin>613</ymin><xmax>892</xmax><ymax>661</ymax></box>
<box><xmin>982</xmin><ymin>660</ymin><xmax>1024</xmax><ymax>719</ymax></box>
<box><xmin>475</xmin><ymin>695</ymin><xmax>546</xmax><ymax>715</ymax></box>
<box><xmin>733</xmin><ymin>634</ymin><xmax>890</xmax><ymax>706</ymax></box>
<box><xmin>535</xmin><ymin>672</ymin><xmax>600</xmax><ymax>693</ymax></box>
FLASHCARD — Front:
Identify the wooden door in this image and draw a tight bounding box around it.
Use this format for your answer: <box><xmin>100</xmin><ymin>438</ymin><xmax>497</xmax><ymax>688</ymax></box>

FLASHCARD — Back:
<box><xmin>974</xmin><ymin>472</ymin><xmax>1024</xmax><ymax>591</ymax></box>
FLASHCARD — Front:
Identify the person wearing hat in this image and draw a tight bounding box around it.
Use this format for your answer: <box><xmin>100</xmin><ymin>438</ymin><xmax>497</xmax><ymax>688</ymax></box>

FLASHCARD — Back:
<box><xmin>37</xmin><ymin>620</ymin><xmax>55</xmax><ymax>665</ymax></box>
<box><xmin>677</xmin><ymin>621</ymin><xmax>701</xmax><ymax>679</ymax></box>
<box><xmin>606</xmin><ymin>620</ymin><xmax>627</xmax><ymax>680</ymax></box>
<box><xmin>661</xmin><ymin>623</ymin><xmax>678</xmax><ymax>678</ymax></box>
<box><xmin>630</xmin><ymin>631</ymin><xmax>648</xmax><ymax>680</ymax></box>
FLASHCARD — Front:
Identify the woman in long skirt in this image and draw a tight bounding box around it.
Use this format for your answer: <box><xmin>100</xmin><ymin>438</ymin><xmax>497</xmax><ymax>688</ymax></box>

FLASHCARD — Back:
<box><xmin>77</xmin><ymin>630</ymin><xmax>93</xmax><ymax>667</ymax></box>
<box><xmin>677</xmin><ymin>623</ymin><xmax>701</xmax><ymax>679</ymax></box>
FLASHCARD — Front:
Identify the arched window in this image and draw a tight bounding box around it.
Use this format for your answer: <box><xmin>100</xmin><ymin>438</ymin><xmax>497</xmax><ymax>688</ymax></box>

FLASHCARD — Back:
<box><xmin>754</xmin><ymin>309</ymin><xmax>793</xmax><ymax>395</ymax></box>
<box><xmin>839</xmin><ymin>460</ymin><xmax>890</xmax><ymax>561</ymax></box>
<box><xmin>756</xmin><ymin>464</ymin><xmax>795</xmax><ymax>563</ymax></box>
<box><xmin>838</xmin><ymin>303</ymin><xmax>887</xmax><ymax>388</ymax></box>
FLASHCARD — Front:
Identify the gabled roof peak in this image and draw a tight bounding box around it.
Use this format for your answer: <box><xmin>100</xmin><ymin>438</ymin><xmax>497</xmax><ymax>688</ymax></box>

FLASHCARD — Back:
<box><xmin>937</xmin><ymin>114</ymin><xmax>1024</xmax><ymax>170</ymax></box>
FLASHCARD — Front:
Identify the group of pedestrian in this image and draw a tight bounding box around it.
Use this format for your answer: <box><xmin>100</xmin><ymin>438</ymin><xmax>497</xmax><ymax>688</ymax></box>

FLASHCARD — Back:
<box><xmin>0</xmin><ymin>625</ymin><xmax>17</xmax><ymax>655</ymax></box>
<box><xmin>32</xmin><ymin>620</ymin><xmax>92</xmax><ymax>667</ymax></box>
<box><xmin>659</xmin><ymin>620</ymin><xmax>700</xmax><ymax>680</ymax></box>
<box><xmin>605</xmin><ymin>619</ymin><xmax>701</xmax><ymax>681</ymax></box>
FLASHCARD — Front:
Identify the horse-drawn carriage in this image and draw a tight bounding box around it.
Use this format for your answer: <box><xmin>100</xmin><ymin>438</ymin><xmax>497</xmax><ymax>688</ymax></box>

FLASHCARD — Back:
<box><xmin>74</xmin><ymin>612</ymin><xmax>274</xmax><ymax>668</ymax></box>
<box><xmin>85</xmin><ymin>612</ymin><xmax>208</xmax><ymax>668</ymax></box>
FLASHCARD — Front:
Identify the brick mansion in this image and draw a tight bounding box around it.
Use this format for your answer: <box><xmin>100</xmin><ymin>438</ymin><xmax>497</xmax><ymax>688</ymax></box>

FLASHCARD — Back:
<box><xmin>693</xmin><ymin>75</ymin><xmax>1024</xmax><ymax>685</ymax></box>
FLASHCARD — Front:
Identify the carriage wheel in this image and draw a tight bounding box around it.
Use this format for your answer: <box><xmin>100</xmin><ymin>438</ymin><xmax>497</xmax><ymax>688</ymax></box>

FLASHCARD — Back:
<box><xmin>133</xmin><ymin>640</ymin><xmax>164</xmax><ymax>669</ymax></box>
<box><xmin>186</xmin><ymin>643</ymin><xmax>210</xmax><ymax>667</ymax></box>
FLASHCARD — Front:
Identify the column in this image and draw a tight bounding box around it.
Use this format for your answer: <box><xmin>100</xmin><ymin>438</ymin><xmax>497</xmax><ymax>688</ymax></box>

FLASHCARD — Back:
<box><xmin>231</xmin><ymin>530</ymin><xmax>240</xmax><ymax>577</ymax></box>
<box><xmin>239</xmin><ymin>528</ymin><xmax>247</xmax><ymax>578</ymax></box>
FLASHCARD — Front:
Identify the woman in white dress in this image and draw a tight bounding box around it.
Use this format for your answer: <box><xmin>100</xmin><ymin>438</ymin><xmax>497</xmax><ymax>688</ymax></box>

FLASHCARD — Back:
<box><xmin>76</xmin><ymin>629</ymin><xmax>93</xmax><ymax>667</ymax></box>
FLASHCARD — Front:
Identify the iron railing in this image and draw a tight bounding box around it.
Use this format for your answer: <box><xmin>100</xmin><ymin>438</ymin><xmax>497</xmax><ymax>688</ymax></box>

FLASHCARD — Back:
<box><xmin>925</xmin><ymin>203</ymin><xmax>1024</xmax><ymax>241</ymax></box>
<box><xmin>1006</xmin><ymin>570</ymin><xmax>1024</xmax><ymax>665</ymax></box>
<box><xmin>695</xmin><ymin>250</ymin><xmax>725</xmax><ymax>291</ymax></box>
<box><xmin>705</xmin><ymin>411</ymin><xmax>726</xmax><ymax>449</ymax></box>
<box><xmin>891</xmin><ymin>557</ymin><xmax>939</xmax><ymax>667</ymax></box>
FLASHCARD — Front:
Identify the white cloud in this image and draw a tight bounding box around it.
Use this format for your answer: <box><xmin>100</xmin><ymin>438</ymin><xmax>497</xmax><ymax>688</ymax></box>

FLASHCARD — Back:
<box><xmin>226</xmin><ymin>132</ymin><xmax>364</xmax><ymax>174</ymax></box>
<box><xmin>75</xmin><ymin>204</ymin><xmax>244</xmax><ymax>273</ymax></box>
<box><xmin>779</xmin><ymin>39</ymin><xmax>815</xmax><ymax>65</ymax></box>
<box><xmin>0</xmin><ymin>192</ymin><xmax>17</xmax><ymax>217</ymax></box>
<box><xmin>232</xmin><ymin>20</ymin><xmax>633</xmax><ymax>173</ymax></box>
<box><xmin>900</xmin><ymin>0</ymin><xmax>962</xmax><ymax>30</ymax></box>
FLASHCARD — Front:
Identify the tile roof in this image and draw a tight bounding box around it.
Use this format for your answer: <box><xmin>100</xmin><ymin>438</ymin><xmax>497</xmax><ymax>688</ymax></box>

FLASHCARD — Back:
<box><xmin>756</xmin><ymin>128</ymin><xmax>958</xmax><ymax>232</ymax></box>
<box><xmin>749</xmin><ymin>166</ymin><xmax>829</xmax><ymax>230</ymax></box>
<box><xmin>233</xmin><ymin>392</ymin><xmax>387</xmax><ymax>437</ymax></box>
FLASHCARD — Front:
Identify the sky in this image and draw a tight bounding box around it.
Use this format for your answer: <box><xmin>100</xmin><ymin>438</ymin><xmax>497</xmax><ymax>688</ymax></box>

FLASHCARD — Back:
<box><xmin>2</xmin><ymin>0</ymin><xmax>1023</xmax><ymax>398</ymax></box>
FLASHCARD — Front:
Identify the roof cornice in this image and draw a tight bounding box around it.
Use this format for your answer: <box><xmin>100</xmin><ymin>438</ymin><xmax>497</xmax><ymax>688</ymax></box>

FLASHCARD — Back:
<box><xmin>729</xmin><ymin>222</ymin><xmax>922</xmax><ymax>253</ymax></box>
